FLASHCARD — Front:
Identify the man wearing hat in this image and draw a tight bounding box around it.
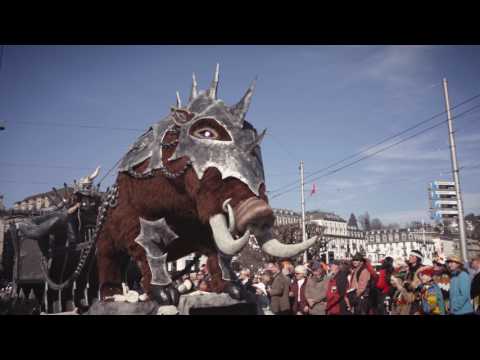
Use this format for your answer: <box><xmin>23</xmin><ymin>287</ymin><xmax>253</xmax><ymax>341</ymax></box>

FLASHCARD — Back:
<box><xmin>418</xmin><ymin>267</ymin><xmax>446</xmax><ymax>315</ymax></box>
<box><xmin>446</xmin><ymin>255</ymin><xmax>474</xmax><ymax>315</ymax></box>
<box><xmin>305</xmin><ymin>261</ymin><xmax>328</xmax><ymax>315</ymax></box>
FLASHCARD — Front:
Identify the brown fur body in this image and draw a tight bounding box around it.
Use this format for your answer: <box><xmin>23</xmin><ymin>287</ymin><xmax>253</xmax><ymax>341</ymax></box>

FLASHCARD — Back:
<box><xmin>97</xmin><ymin>128</ymin><xmax>267</xmax><ymax>298</ymax></box>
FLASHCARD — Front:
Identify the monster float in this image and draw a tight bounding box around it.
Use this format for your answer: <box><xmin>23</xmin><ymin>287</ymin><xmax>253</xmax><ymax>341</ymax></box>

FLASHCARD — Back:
<box><xmin>95</xmin><ymin>65</ymin><xmax>320</xmax><ymax>306</ymax></box>
<box><xmin>0</xmin><ymin>168</ymin><xmax>103</xmax><ymax>313</ymax></box>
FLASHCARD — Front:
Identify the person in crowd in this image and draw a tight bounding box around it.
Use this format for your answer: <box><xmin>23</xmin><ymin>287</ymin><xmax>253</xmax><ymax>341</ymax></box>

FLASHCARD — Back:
<box><xmin>446</xmin><ymin>255</ymin><xmax>474</xmax><ymax>315</ymax></box>
<box><xmin>390</xmin><ymin>271</ymin><xmax>411</xmax><ymax>315</ymax></box>
<box><xmin>239</xmin><ymin>268</ymin><xmax>251</xmax><ymax>285</ymax></box>
<box><xmin>469</xmin><ymin>255</ymin><xmax>480</xmax><ymax>313</ymax></box>
<box><xmin>418</xmin><ymin>266</ymin><xmax>446</xmax><ymax>315</ymax></box>
<box><xmin>280</xmin><ymin>260</ymin><xmax>294</xmax><ymax>282</ymax></box>
<box><xmin>266</xmin><ymin>262</ymin><xmax>291</xmax><ymax>315</ymax></box>
<box><xmin>189</xmin><ymin>272</ymin><xmax>199</xmax><ymax>289</ymax></box>
<box><xmin>254</xmin><ymin>270</ymin><xmax>274</xmax><ymax>315</ymax></box>
<box><xmin>290</xmin><ymin>265</ymin><xmax>309</xmax><ymax>315</ymax></box>
<box><xmin>432</xmin><ymin>257</ymin><xmax>450</xmax><ymax>311</ymax></box>
<box><xmin>177</xmin><ymin>274</ymin><xmax>194</xmax><ymax>294</ymax></box>
<box><xmin>348</xmin><ymin>253</ymin><xmax>372</xmax><ymax>315</ymax></box>
<box><xmin>326</xmin><ymin>260</ymin><xmax>350</xmax><ymax>315</ymax></box>
<box><xmin>401</xmin><ymin>250</ymin><xmax>424</xmax><ymax>314</ymax></box>
<box><xmin>197</xmin><ymin>279</ymin><xmax>210</xmax><ymax>292</ymax></box>
<box><xmin>305</xmin><ymin>261</ymin><xmax>329</xmax><ymax>315</ymax></box>
<box><xmin>375</xmin><ymin>256</ymin><xmax>394</xmax><ymax>315</ymax></box>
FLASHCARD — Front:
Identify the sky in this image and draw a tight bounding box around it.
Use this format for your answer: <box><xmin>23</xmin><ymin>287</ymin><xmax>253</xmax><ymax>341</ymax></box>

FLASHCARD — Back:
<box><xmin>0</xmin><ymin>45</ymin><xmax>479</xmax><ymax>226</ymax></box>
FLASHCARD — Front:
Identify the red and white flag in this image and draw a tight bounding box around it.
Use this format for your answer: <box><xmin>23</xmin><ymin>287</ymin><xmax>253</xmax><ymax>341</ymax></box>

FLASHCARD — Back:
<box><xmin>310</xmin><ymin>183</ymin><xmax>316</xmax><ymax>196</ymax></box>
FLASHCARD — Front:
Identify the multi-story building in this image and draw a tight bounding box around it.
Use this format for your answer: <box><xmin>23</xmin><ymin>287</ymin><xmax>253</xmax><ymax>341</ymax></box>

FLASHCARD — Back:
<box><xmin>273</xmin><ymin>208</ymin><xmax>301</xmax><ymax>226</ymax></box>
<box><xmin>429</xmin><ymin>180</ymin><xmax>459</xmax><ymax>223</ymax></box>
<box><xmin>307</xmin><ymin>211</ymin><xmax>368</xmax><ymax>262</ymax></box>
<box><xmin>364</xmin><ymin>228</ymin><xmax>437</xmax><ymax>264</ymax></box>
<box><xmin>13</xmin><ymin>188</ymin><xmax>74</xmax><ymax>212</ymax></box>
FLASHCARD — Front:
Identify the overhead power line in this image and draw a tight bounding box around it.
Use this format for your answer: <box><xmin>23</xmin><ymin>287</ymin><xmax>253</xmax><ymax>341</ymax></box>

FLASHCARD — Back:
<box><xmin>8</xmin><ymin>120</ymin><xmax>146</xmax><ymax>132</ymax></box>
<box><xmin>0</xmin><ymin>161</ymin><xmax>93</xmax><ymax>171</ymax></box>
<box><xmin>269</xmin><ymin>92</ymin><xmax>480</xmax><ymax>195</ymax></box>
<box><xmin>269</xmin><ymin>104</ymin><xmax>480</xmax><ymax>200</ymax></box>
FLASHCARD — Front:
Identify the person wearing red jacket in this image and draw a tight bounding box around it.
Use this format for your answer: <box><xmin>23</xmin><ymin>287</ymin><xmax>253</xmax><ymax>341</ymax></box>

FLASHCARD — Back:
<box><xmin>376</xmin><ymin>257</ymin><xmax>394</xmax><ymax>315</ymax></box>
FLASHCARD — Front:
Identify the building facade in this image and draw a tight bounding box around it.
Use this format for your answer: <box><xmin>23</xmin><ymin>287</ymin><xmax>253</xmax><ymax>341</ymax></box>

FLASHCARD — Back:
<box><xmin>273</xmin><ymin>208</ymin><xmax>301</xmax><ymax>226</ymax></box>
<box><xmin>307</xmin><ymin>211</ymin><xmax>368</xmax><ymax>262</ymax></box>
<box><xmin>429</xmin><ymin>180</ymin><xmax>459</xmax><ymax>223</ymax></box>
<box><xmin>13</xmin><ymin>188</ymin><xmax>74</xmax><ymax>212</ymax></box>
<box><xmin>364</xmin><ymin>228</ymin><xmax>437</xmax><ymax>264</ymax></box>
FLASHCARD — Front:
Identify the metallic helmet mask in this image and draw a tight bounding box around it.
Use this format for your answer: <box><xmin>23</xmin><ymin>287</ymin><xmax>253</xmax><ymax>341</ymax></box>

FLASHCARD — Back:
<box><xmin>118</xmin><ymin>64</ymin><xmax>266</xmax><ymax>196</ymax></box>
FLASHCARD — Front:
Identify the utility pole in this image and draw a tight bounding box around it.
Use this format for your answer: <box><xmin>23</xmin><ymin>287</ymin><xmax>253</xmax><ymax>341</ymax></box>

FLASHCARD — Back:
<box><xmin>442</xmin><ymin>78</ymin><xmax>468</xmax><ymax>263</ymax></box>
<box><xmin>300</xmin><ymin>160</ymin><xmax>307</xmax><ymax>264</ymax></box>
<box><xmin>422</xmin><ymin>219</ymin><xmax>426</xmax><ymax>246</ymax></box>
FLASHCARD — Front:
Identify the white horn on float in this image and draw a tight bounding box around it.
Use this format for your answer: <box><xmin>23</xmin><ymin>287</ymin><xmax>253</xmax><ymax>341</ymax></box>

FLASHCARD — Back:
<box><xmin>222</xmin><ymin>198</ymin><xmax>236</xmax><ymax>234</ymax></box>
<box><xmin>209</xmin><ymin>213</ymin><xmax>250</xmax><ymax>256</ymax></box>
<box><xmin>87</xmin><ymin>166</ymin><xmax>101</xmax><ymax>181</ymax></box>
<box><xmin>253</xmin><ymin>229</ymin><xmax>319</xmax><ymax>259</ymax></box>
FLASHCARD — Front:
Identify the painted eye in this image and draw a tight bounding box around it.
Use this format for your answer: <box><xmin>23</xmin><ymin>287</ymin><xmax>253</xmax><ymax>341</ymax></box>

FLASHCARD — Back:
<box><xmin>193</xmin><ymin>128</ymin><xmax>219</xmax><ymax>140</ymax></box>
<box><xmin>189</xmin><ymin>118</ymin><xmax>232</xmax><ymax>141</ymax></box>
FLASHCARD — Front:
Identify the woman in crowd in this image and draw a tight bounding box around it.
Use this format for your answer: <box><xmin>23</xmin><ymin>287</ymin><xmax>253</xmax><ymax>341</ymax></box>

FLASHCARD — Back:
<box><xmin>375</xmin><ymin>256</ymin><xmax>394</xmax><ymax>315</ymax></box>
<box><xmin>325</xmin><ymin>260</ymin><xmax>350</xmax><ymax>315</ymax></box>
<box><xmin>254</xmin><ymin>270</ymin><xmax>274</xmax><ymax>315</ymax></box>
<box><xmin>390</xmin><ymin>259</ymin><xmax>411</xmax><ymax>315</ymax></box>
<box><xmin>446</xmin><ymin>255</ymin><xmax>474</xmax><ymax>315</ymax></box>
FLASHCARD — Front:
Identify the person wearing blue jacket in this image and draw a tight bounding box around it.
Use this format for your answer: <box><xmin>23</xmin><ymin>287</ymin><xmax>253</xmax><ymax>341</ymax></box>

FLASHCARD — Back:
<box><xmin>447</xmin><ymin>255</ymin><xmax>474</xmax><ymax>315</ymax></box>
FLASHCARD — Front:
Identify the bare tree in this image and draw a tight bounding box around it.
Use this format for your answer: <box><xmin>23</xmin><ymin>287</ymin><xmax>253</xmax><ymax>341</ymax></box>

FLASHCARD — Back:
<box><xmin>370</xmin><ymin>218</ymin><xmax>383</xmax><ymax>230</ymax></box>
<box><xmin>348</xmin><ymin>213</ymin><xmax>358</xmax><ymax>228</ymax></box>
<box><xmin>358</xmin><ymin>212</ymin><xmax>371</xmax><ymax>231</ymax></box>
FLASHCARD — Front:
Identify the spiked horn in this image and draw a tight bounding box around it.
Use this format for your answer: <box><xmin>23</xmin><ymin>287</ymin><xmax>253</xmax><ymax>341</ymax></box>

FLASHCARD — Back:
<box><xmin>28</xmin><ymin>289</ymin><xmax>36</xmax><ymax>300</ymax></box>
<box><xmin>51</xmin><ymin>187</ymin><xmax>65</xmax><ymax>208</ymax></box>
<box><xmin>230</xmin><ymin>77</ymin><xmax>257</xmax><ymax>124</ymax></box>
<box><xmin>207</xmin><ymin>63</ymin><xmax>220</xmax><ymax>100</ymax></box>
<box><xmin>87</xmin><ymin>166</ymin><xmax>101</xmax><ymax>181</ymax></box>
<box><xmin>245</xmin><ymin>128</ymin><xmax>266</xmax><ymax>154</ymax></box>
<box><xmin>176</xmin><ymin>91</ymin><xmax>182</xmax><ymax>108</ymax></box>
<box><xmin>189</xmin><ymin>73</ymin><xmax>198</xmax><ymax>101</ymax></box>
<box><xmin>64</xmin><ymin>183</ymin><xmax>70</xmax><ymax>198</ymax></box>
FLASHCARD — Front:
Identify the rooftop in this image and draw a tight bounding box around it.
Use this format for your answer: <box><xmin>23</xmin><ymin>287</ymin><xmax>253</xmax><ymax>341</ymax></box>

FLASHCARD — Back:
<box><xmin>307</xmin><ymin>210</ymin><xmax>346</xmax><ymax>223</ymax></box>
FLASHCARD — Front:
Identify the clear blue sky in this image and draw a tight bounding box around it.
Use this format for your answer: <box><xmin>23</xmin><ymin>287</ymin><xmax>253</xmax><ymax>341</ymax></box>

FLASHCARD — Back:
<box><xmin>1</xmin><ymin>45</ymin><xmax>479</xmax><ymax>226</ymax></box>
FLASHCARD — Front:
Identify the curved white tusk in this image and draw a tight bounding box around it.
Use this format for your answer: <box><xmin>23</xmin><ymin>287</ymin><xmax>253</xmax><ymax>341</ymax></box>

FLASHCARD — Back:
<box><xmin>209</xmin><ymin>213</ymin><xmax>250</xmax><ymax>256</ymax></box>
<box><xmin>259</xmin><ymin>236</ymin><xmax>319</xmax><ymax>259</ymax></box>
<box><xmin>222</xmin><ymin>198</ymin><xmax>235</xmax><ymax>234</ymax></box>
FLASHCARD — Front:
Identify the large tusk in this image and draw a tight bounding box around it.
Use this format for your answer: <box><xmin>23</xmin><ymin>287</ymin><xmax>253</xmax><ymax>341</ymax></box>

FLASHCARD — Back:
<box><xmin>222</xmin><ymin>198</ymin><xmax>235</xmax><ymax>234</ymax></box>
<box><xmin>209</xmin><ymin>213</ymin><xmax>250</xmax><ymax>256</ymax></box>
<box><xmin>258</xmin><ymin>234</ymin><xmax>319</xmax><ymax>259</ymax></box>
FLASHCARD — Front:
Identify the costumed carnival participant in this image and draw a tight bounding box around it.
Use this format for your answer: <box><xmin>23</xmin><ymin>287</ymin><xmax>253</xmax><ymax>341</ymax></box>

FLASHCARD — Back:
<box><xmin>418</xmin><ymin>267</ymin><xmax>446</xmax><ymax>315</ymax></box>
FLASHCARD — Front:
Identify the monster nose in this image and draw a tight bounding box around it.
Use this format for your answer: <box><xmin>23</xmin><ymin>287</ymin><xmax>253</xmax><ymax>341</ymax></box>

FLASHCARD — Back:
<box><xmin>233</xmin><ymin>197</ymin><xmax>274</xmax><ymax>235</ymax></box>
